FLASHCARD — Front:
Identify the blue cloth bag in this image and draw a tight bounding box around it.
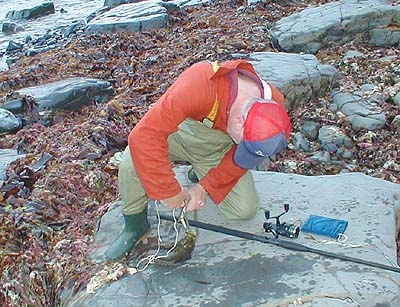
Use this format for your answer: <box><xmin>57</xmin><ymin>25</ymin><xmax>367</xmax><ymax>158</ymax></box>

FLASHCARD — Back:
<box><xmin>301</xmin><ymin>215</ymin><xmax>348</xmax><ymax>239</ymax></box>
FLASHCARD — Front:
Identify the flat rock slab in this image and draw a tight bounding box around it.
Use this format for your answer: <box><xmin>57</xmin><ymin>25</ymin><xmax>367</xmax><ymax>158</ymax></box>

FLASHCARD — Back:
<box><xmin>0</xmin><ymin>149</ymin><xmax>25</xmax><ymax>181</ymax></box>
<box><xmin>2</xmin><ymin>78</ymin><xmax>114</xmax><ymax>112</ymax></box>
<box><xmin>86</xmin><ymin>0</ymin><xmax>215</xmax><ymax>34</ymax></box>
<box><xmin>270</xmin><ymin>0</ymin><xmax>400</xmax><ymax>54</ymax></box>
<box><xmin>243</xmin><ymin>52</ymin><xmax>338</xmax><ymax>109</ymax></box>
<box><xmin>332</xmin><ymin>92</ymin><xmax>386</xmax><ymax>130</ymax></box>
<box><xmin>80</xmin><ymin>168</ymin><xmax>400</xmax><ymax>307</ymax></box>
<box><xmin>86</xmin><ymin>1</ymin><xmax>170</xmax><ymax>34</ymax></box>
<box><xmin>6</xmin><ymin>1</ymin><xmax>55</xmax><ymax>20</ymax></box>
<box><xmin>0</xmin><ymin>108</ymin><xmax>21</xmax><ymax>134</ymax></box>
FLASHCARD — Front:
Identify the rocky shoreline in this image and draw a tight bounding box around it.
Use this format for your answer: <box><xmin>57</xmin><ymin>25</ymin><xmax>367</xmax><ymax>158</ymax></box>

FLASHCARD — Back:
<box><xmin>0</xmin><ymin>0</ymin><xmax>399</xmax><ymax>306</ymax></box>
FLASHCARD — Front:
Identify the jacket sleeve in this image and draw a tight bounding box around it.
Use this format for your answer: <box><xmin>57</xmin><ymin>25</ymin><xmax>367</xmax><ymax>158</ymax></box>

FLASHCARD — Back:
<box><xmin>128</xmin><ymin>63</ymin><xmax>213</xmax><ymax>200</ymax></box>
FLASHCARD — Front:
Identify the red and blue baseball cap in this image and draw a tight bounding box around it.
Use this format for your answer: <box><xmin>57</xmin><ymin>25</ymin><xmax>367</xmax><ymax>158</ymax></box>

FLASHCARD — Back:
<box><xmin>233</xmin><ymin>99</ymin><xmax>291</xmax><ymax>169</ymax></box>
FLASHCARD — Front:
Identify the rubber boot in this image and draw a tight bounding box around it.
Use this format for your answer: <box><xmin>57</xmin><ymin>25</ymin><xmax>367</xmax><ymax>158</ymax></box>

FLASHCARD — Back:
<box><xmin>188</xmin><ymin>166</ymin><xmax>199</xmax><ymax>183</ymax></box>
<box><xmin>105</xmin><ymin>208</ymin><xmax>150</xmax><ymax>261</ymax></box>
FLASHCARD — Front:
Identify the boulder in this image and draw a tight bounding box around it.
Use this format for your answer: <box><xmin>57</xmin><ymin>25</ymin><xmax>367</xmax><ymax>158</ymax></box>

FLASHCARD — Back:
<box><xmin>6</xmin><ymin>2</ymin><xmax>55</xmax><ymax>20</ymax></box>
<box><xmin>104</xmin><ymin>0</ymin><xmax>139</xmax><ymax>8</ymax></box>
<box><xmin>0</xmin><ymin>108</ymin><xmax>21</xmax><ymax>134</ymax></box>
<box><xmin>332</xmin><ymin>92</ymin><xmax>386</xmax><ymax>130</ymax></box>
<box><xmin>73</xmin><ymin>166</ymin><xmax>400</xmax><ymax>307</ymax></box>
<box><xmin>86</xmin><ymin>1</ymin><xmax>170</xmax><ymax>35</ymax></box>
<box><xmin>369</xmin><ymin>26</ymin><xmax>400</xmax><ymax>47</ymax></box>
<box><xmin>1</xmin><ymin>22</ymin><xmax>25</xmax><ymax>34</ymax></box>
<box><xmin>270</xmin><ymin>0</ymin><xmax>400</xmax><ymax>54</ymax></box>
<box><xmin>2</xmin><ymin>78</ymin><xmax>114</xmax><ymax>112</ymax></box>
<box><xmin>244</xmin><ymin>52</ymin><xmax>338</xmax><ymax>110</ymax></box>
<box><xmin>6</xmin><ymin>40</ymin><xmax>23</xmax><ymax>53</ymax></box>
<box><xmin>0</xmin><ymin>149</ymin><xmax>25</xmax><ymax>181</ymax></box>
<box><xmin>394</xmin><ymin>91</ymin><xmax>400</xmax><ymax>105</ymax></box>
<box><xmin>318</xmin><ymin>125</ymin><xmax>353</xmax><ymax>152</ymax></box>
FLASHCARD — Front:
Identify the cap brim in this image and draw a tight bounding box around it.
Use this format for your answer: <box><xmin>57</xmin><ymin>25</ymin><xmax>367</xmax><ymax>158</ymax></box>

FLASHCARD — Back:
<box><xmin>233</xmin><ymin>141</ymin><xmax>266</xmax><ymax>169</ymax></box>
<box><xmin>234</xmin><ymin>133</ymin><xmax>288</xmax><ymax>169</ymax></box>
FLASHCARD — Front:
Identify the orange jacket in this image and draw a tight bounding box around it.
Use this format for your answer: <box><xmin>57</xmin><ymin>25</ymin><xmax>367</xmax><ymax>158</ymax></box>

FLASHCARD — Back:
<box><xmin>128</xmin><ymin>60</ymin><xmax>284</xmax><ymax>204</ymax></box>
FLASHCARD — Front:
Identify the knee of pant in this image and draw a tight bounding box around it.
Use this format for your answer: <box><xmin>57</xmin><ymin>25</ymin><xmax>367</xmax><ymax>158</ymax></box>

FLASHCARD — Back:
<box><xmin>222</xmin><ymin>199</ymin><xmax>258</xmax><ymax>220</ymax></box>
<box><xmin>236</xmin><ymin>203</ymin><xmax>258</xmax><ymax>220</ymax></box>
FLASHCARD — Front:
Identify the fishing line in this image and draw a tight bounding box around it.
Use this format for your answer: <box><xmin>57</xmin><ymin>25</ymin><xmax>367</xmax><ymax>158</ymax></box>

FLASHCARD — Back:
<box><xmin>136</xmin><ymin>201</ymin><xmax>181</xmax><ymax>272</ymax></box>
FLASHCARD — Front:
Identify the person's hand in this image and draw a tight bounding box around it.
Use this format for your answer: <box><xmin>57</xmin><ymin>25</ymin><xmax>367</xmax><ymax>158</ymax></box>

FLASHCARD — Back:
<box><xmin>161</xmin><ymin>190</ymin><xmax>189</xmax><ymax>209</ymax></box>
<box><xmin>186</xmin><ymin>183</ymin><xmax>207</xmax><ymax>212</ymax></box>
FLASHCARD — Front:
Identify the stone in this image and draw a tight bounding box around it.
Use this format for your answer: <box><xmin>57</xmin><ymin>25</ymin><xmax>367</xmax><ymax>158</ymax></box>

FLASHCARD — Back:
<box><xmin>79</xmin><ymin>166</ymin><xmax>400</xmax><ymax>307</ymax></box>
<box><xmin>6</xmin><ymin>40</ymin><xmax>23</xmax><ymax>53</ymax></box>
<box><xmin>318</xmin><ymin>126</ymin><xmax>353</xmax><ymax>150</ymax></box>
<box><xmin>244</xmin><ymin>52</ymin><xmax>338</xmax><ymax>110</ymax></box>
<box><xmin>391</xmin><ymin>114</ymin><xmax>400</xmax><ymax>128</ymax></box>
<box><xmin>369</xmin><ymin>27</ymin><xmax>400</xmax><ymax>47</ymax></box>
<box><xmin>1</xmin><ymin>22</ymin><xmax>25</xmax><ymax>34</ymax></box>
<box><xmin>308</xmin><ymin>150</ymin><xmax>331</xmax><ymax>163</ymax></box>
<box><xmin>86</xmin><ymin>2</ymin><xmax>169</xmax><ymax>35</ymax></box>
<box><xmin>104</xmin><ymin>0</ymin><xmax>138</xmax><ymax>8</ymax></box>
<box><xmin>3</xmin><ymin>78</ymin><xmax>114</xmax><ymax>112</ymax></box>
<box><xmin>6</xmin><ymin>2</ymin><xmax>55</xmax><ymax>20</ymax></box>
<box><xmin>333</xmin><ymin>92</ymin><xmax>386</xmax><ymax>130</ymax></box>
<box><xmin>302</xmin><ymin>121</ymin><xmax>320</xmax><ymax>141</ymax></box>
<box><xmin>343</xmin><ymin>50</ymin><xmax>365</xmax><ymax>59</ymax></box>
<box><xmin>0</xmin><ymin>149</ymin><xmax>25</xmax><ymax>181</ymax></box>
<box><xmin>0</xmin><ymin>108</ymin><xmax>21</xmax><ymax>134</ymax></box>
<box><xmin>394</xmin><ymin>91</ymin><xmax>400</xmax><ymax>106</ymax></box>
<box><xmin>293</xmin><ymin>132</ymin><xmax>310</xmax><ymax>152</ymax></box>
<box><xmin>270</xmin><ymin>0</ymin><xmax>400</xmax><ymax>54</ymax></box>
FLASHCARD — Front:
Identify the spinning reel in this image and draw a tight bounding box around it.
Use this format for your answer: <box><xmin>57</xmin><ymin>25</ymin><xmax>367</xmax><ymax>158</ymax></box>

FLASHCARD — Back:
<box><xmin>263</xmin><ymin>203</ymin><xmax>300</xmax><ymax>239</ymax></box>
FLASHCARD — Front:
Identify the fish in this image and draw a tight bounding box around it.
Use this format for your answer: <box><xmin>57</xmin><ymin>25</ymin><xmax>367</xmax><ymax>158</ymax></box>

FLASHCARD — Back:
<box><xmin>155</xmin><ymin>229</ymin><xmax>197</xmax><ymax>266</ymax></box>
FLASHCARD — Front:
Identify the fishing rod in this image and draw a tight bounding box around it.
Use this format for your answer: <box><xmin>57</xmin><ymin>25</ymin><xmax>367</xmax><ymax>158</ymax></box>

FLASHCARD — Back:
<box><xmin>159</xmin><ymin>207</ymin><xmax>400</xmax><ymax>274</ymax></box>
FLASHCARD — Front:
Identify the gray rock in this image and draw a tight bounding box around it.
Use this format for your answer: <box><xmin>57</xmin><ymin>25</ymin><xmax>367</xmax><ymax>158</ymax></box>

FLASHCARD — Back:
<box><xmin>308</xmin><ymin>150</ymin><xmax>331</xmax><ymax>163</ymax></box>
<box><xmin>70</xmin><ymin>274</ymin><xmax>148</xmax><ymax>307</ymax></box>
<box><xmin>270</xmin><ymin>0</ymin><xmax>400</xmax><ymax>54</ymax></box>
<box><xmin>104</xmin><ymin>0</ymin><xmax>139</xmax><ymax>8</ymax></box>
<box><xmin>6</xmin><ymin>2</ymin><xmax>55</xmax><ymax>20</ymax></box>
<box><xmin>86</xmin><ymin>2</ymin><xmax>169</xmax><ymax>35</ymax></box>
<box><xmin>343</xmin><ymin>50</ymin><xmax>365</xmax><ymax>59</ymax></box>
<box><xmin>0</xmin><ymin>149</ymin><xmax>25</xmax><ymax>181</ymax></box>
<box><xmin>6</xmin><ymin>40</ymin><xmax>23</xmax><ymax>53</ymax></box>
<box><xmin>391</xmin><ymin>114</ymin><xmax>400</xmax><ymax>128</ymax></box>
<box><xmin>293</xmin><ymin>132</ymin><xmax>310</xmax><ymax>152</ymax></box>
<box><xmin>1</xmin><ymin>22</ymin><xmax>25</xmax><ymax>34</ymax></box>
<box><xmin>302</xmin><ymin>121</ymin><xmax>320</xmax><ymax>141</ymax></box>
<box><xmin>3</xmin><ymin>78</ymin><xmax>114</xmax><ymax>112</ymax></box>
<box><xmin>333</xmin><ymin>92</ymin><xmax>386</xmax><ymax>130</ymax></box>
<box><xmin>337</xmin><ymin>147</ymin><xmax>353</xmax><ymax>159</ymax></box>
<box><xmin>360</xmin><ymin>84</ymin><xmax>379</xmax><ymax>93</ymax></box>
<box><xmin>394</xmin><ymin>91</ymin><xmax>400</xmax><ymax>105</ymax></box>
<box><xmin>246</xmin><ymin>52</ymin><xmax>338</xmax><ymax>110</ymax></box>
<box><xmin>78</xmin><ymin>166</ymin><xmax>400</xmax><ymax>307</ymax></box>
<box><xmin>0</xmin><ymin>56</ymin><xmax>8</xmax><ymax>72</ymax></box>
<box><xmin>0</xmin><ymin>108</ymin><xmax>21</xmax><ymax>134</ymax></box>
<box><xmin>369</xmin><ymin>27</ymin><xmax>400</xmax><ymax>47</ymax></box>
<box><xmin>318</xmin><ymin>126</ymin><xmax>353</xmax><ymax>151</ymax></box>
<box><xmin>89</xmin><ymin>201</ymin><xmax>124</xmax><ymax>263</ymax></box>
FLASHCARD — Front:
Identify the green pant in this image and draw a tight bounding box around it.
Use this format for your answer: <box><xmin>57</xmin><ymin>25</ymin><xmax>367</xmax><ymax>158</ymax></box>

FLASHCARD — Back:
<box><xmin>119</xmin><ymin>119</ymin><xmax>259</xmax><ymax>220</ymax></box>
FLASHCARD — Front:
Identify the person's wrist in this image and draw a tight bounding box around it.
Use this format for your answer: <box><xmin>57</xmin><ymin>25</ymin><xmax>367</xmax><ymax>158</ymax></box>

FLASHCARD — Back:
<box><xmin>198</xmin><ymin>183</ymin><xmax>207</xmax><ymax>194</ymax></box>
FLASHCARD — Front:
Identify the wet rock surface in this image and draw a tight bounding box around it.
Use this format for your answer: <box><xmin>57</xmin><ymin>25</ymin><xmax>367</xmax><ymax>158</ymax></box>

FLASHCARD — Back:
<box><xmin>0</xmin><ymin>108</ymin><xmax>21</xmax><ymax>134</ymax></box>
<box><xmin>5</xmin><ymin>78</ymin><xmax>114</xmax><ymax>112</ymax></box>
<box><xmin>332</xmin><ymin>92</ymin><xmax>387</xmax><ymax>130</ymax></box>
<box><xmin>74</xmin><ymin>167</ymin><xmax>400</xmax><ymax>307</ymax></box>
<box><xmin>86</xmin><ymin>2</ymin><xmax>170</xmax><ymax>35</ymax></box>
<box><xmin>6</xmin><ymin>2</ymin><xmax>55</xmax><ymax>21</ymax></box>
<box><xmin>0</xmin><ymin>0</ymin><xmax>399</xmax><ymax>306</ymax></box>
<box><xmin>270</xmin><ymin>0</ymin><xmax>400</xmax><ymax>54</ymax></box>
<box><xmin>245</xmin><ymin>52</ymin><xmax>338</xmax><ymax>109</ymax></box>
